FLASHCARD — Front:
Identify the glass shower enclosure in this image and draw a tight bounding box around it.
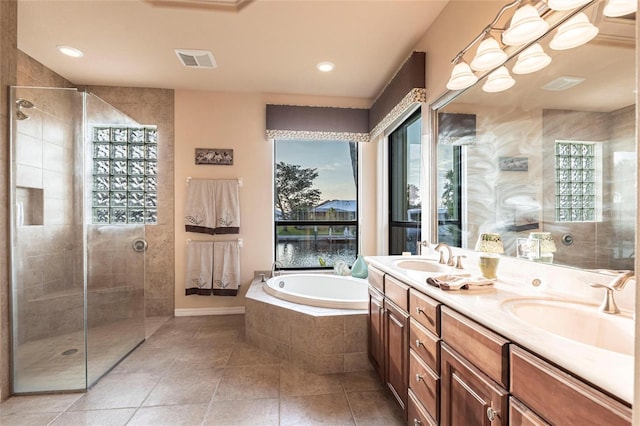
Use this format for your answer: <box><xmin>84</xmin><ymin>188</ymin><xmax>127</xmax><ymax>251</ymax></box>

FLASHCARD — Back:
<box><xmin>9</xmin><ymin>87</ymin><xmax>148</xmax><ymax>393</ymax></box>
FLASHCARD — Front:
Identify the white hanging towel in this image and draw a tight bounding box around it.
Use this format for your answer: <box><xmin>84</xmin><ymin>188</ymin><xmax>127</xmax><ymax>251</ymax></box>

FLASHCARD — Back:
<box><xmin>185</xmin><ymin>241</ymin><xmax>214</xmax><ymax>296</ymax></box>
<box><xmin>212</xmin><ymin>240</ymin><xmax>241</xmax><ymax>296</ymax></box>
<box><xmin>185</xmin><ymin>179</ymin><xmax>240</xmax><ymax>234</ymax></box>
<box><xmin>212</xmin><ymin>180</ymin><xmax>240</xmax><ymax>234</ymax></box>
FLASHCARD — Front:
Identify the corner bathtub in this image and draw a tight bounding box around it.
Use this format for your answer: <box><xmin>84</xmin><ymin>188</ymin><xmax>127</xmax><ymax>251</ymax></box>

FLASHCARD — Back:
<box><xmin>263</xmin><ymin>274</ymin><xmax>368</xmax><ymax>310</ymax></box>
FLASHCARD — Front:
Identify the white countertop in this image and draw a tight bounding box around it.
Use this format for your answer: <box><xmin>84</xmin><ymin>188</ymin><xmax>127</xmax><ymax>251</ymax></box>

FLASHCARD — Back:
<box><xmin>365</xmin><ymin>255</ymin><xmax>634</xmax><ymax>405</ymax></box>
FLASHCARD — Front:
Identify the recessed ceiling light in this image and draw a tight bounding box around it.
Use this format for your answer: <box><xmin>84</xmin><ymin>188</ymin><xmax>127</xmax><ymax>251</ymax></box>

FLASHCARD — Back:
<box><xmin>57</xmin><ymin>45</ymin><xmax>84</xmax><ymax>58</ymax></box>
<box><xmin>317</xmin><ymin>62</ymin><xmax>335</xmax><ymax>72</ymax></box>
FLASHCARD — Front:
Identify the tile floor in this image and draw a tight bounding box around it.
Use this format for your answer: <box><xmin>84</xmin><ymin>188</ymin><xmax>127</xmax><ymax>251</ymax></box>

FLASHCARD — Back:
<box><xmin>0</xmin><ymin>314</ymin><xmax>404</xmax><ymax>425</ymax></box>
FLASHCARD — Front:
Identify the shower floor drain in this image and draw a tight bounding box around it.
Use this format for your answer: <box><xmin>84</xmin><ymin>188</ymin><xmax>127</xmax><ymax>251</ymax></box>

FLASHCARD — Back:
<box><xmin>61</xmin><ymin>349</ymin><xmax>78</xmax><ymax>356</ymax></box>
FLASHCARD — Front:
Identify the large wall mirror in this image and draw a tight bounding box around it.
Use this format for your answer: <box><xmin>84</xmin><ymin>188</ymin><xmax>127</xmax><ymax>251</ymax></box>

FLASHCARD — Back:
<box><xmin>432</xmin><ymin>0</ymin><xmax>636</xmax><ymax>272</ymax></box>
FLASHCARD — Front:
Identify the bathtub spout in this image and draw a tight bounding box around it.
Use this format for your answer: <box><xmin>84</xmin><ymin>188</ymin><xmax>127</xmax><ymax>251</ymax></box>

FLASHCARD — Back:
<box><xmin>271</xmin><ymin>261</ymin><xmax>283</xmax><ymax>278</ymax></box>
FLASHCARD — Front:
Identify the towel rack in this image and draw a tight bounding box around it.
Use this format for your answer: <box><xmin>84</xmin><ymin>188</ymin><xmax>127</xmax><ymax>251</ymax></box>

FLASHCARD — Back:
<box><xmin>186</xmin><ymin>177</ymin><xmax>243</xmax><ymax>187</ymax></box>
<box><xmin>187</xmin><ymin>238</ymin><xmax>243</xmax><ymax>248</ymax></box>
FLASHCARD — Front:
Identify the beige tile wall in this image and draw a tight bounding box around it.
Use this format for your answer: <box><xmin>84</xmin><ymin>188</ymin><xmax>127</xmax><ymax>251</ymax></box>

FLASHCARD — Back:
<box><xmin>0</xmin><ymin>0</ymin><xmax>18</xmax><ymax>402</ymax></box>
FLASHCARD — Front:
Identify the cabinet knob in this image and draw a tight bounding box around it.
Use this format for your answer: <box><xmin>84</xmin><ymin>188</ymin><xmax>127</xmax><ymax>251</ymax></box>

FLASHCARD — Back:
<box><xmin>413</xmin><ymin>420</ymin><xmax>422</xmax><ymax>426</ymax></box>
<box><xmin>486</xmin><ymin>407</ymin><xmax>498</xmax><ymax>422</ymax></box>
<box><xmin>415</xmin><ymin>307</ymin><xmax>424</xmax><ymax>315</ymax></box>
<box><xmin>415</xmin><ymin>339</ymin><xmax>423</xmax><ymax>348</ymax></box>
<box><xmin>415</xmin><ymin>373</ymin><xmax>423</xmax><ymax>382</ymax></box>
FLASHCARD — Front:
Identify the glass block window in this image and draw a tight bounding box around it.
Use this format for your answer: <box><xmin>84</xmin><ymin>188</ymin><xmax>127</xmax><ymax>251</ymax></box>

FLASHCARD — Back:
<box><xmin>92</xmin><ymin>126</ymin><xmax>158</xmax><ymax>224</ymax></box>
<box><xmin>555</xmin><ymin>141</ymin><xmax>601</xmax><ymax>222</ymax></box>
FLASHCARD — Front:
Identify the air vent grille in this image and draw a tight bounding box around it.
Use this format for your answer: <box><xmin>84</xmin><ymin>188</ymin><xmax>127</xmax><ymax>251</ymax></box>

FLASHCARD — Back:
<box><xmin>174</xmin><ymin>49</ymin><xmax>217</xmax><ymax>69</ymax></box>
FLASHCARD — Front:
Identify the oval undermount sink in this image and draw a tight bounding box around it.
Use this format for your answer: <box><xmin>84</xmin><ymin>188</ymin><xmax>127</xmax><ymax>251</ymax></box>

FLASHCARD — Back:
<box><xmin>394</xmin><ymin>259</ymin><xmax>445</xmax><ymax>273</ymax></box>
<box><xmin>500</xmin><ymin>297</ymin><xmax>634</xmax><ymax>356</ymax></box>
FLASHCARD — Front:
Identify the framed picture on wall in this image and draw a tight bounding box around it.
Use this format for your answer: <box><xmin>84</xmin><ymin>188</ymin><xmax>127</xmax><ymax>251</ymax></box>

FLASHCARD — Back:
<box><xmin>195</xmin><ymin>148</ymin><xmax>234</xmax><ymax>165</ymax></box>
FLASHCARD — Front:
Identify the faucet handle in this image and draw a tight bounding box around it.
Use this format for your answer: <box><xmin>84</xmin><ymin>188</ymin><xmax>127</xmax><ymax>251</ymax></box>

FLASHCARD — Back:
<box><xmin>438</xmin><ymin>251</ymin><xmax>446</xmax><ymax>264</ymax></box>
<box><xmin>590</xmin><ymin>283</ymin><xmax>621</xmax><ymax>314</ymax></box>
<box><xmin>454</xmin><ymin>255</ymin><xmax>466</xmax><ymax>269</ymax></box>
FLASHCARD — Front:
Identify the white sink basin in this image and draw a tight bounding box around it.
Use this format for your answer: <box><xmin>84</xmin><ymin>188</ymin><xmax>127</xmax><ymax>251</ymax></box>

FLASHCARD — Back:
<box><xmin>500</xmin><ymin>297</ymin><xmax>634</xmax><ymax>356</ymax></box>
<box><xmin>394</xmin><ymin>259</ymin><xmax>445</xmax><ymax>273</ymax></box>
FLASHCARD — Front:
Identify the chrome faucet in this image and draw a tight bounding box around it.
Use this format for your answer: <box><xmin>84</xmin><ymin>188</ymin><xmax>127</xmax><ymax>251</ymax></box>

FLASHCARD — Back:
<box><xmin>590</xmin><ymin>271</ymin><xmax>635</xmax><ymax>314</ymax></box>
<box><xmin>434</xmin><ymin>242</ymin><xmax>454</xmax><ymax>267</ymax></box>
<box><xmin>270</xmin><ymin>261</ymin><xmax>283</xmax><ymax>278</ymax></box>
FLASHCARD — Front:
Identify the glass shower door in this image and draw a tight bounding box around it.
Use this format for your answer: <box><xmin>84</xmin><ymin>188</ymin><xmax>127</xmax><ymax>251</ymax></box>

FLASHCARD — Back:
<box><xmin>85</xmin><ymin>92</ymin><xmax>146</xmax><ymax>386</ymax></box>
<box><xmin>10</xmin><ymin>87</ymin><xmax>148</xmax><ymax>393</ymax></box>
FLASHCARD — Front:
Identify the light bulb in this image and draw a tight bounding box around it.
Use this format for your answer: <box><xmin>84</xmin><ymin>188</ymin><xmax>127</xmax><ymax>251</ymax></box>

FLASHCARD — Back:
<box><xmin>482</xmin><ymin>66</ymin><xmax>515</xmax><ymax>93</ymax></box>
<box><xmin>446</xmin><ymin>61</ymin><xmax>478</xmax><ymax>91</ymax></box>
<box><xmin>470</xmin><ymin>37</ymin><xmax>508</xmax><ymax>71</ymax></box>
<box><xmin>550</xmin><ymin>12</ymin><xmax>599</xmax><ymax>50</ymax></box>
<box><xmin>502</xmin><ymin>5</ymin><xmax>549</xmax><ymax>46</ymax></box>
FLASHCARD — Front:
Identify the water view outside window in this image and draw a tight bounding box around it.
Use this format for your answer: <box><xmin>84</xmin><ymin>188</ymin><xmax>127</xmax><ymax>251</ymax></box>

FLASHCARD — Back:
<box><xmin>275</xmin><ymin>140</ymin><xmax>358</xmax><ymax>269</ymax></box>
<box><xmin>389</xmin><ymin>110</ymin><xmax>422</xmax><ymax>254</ymax></box>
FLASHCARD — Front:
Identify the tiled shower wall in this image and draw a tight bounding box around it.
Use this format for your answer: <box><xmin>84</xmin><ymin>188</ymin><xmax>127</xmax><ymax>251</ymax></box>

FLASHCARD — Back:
<box><xmin>14</xmin><ymin>54</ymin><xmax>176</xmax><ymax>318</ymax></box>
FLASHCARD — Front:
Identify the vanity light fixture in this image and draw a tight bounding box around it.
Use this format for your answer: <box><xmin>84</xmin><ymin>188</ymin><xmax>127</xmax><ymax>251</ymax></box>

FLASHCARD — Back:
<box><xmin>482</xmin><ymin>66</ymin><xmax>515</xmax><ymax>92</ymax></box>
<box><xmin>502</xmin><ymin>4</ymin><xmax>549</xmax><ymax>46</ymax></box>
<box><xmin>470</xmin><ymin>36</ymin><xmax>508</xmax><ymax>71</ymax></box>
<box><xmin>602</xmin><ymin>0</ymin><xmax>637</xmax><ymax>17</ymax></box>
<box><xmin>549</xmin><ymin>12</ymin><xmax>599</xmax><ymax>50</ymax></box>
<box><xmin>446</xmin><ymin>60</ymin><xmax>479</xmax><ymax>90</ymax></box>
<box><xmin>56</xmin><ymin>45</ymin><xmax>84</xmax><ymax>58</ymax></box>
<box><xmin>317</xmin><ymin>61</ymin><xmax>335</xmax><ymax>72</ymax></box>
<box><xmin>512</xmin><ymin>43</ymin><xmax>552</xmax><ymax>74</ymax></box>
<box><xmin>547</xmin><ymin>0</ymin><xmax>592</xmax><ymax>11</ymax></box>
<box><xmin>446</xmin><ymin>0</ymin><xmax>600</xmax><ymax>95</ymax></box>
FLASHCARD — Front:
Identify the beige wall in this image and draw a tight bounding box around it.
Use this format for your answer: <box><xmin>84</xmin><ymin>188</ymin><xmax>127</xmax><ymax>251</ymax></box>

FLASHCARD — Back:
<box><xmin>174</xmin><ymin>91</ymin><xmax>374</xmax><ymax>311</ymax></box>
<box><xmin>0</xmin><ymin>0</ymin><xmax>17</xmax><ymax>403</ymax></box>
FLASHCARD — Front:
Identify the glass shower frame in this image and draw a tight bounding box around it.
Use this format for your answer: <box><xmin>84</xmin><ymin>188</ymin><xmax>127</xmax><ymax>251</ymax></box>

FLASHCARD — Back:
<box><xmin>9</xmin><ymin>86</ymin><xmax>147</xmax><ymax>393</ymax></box>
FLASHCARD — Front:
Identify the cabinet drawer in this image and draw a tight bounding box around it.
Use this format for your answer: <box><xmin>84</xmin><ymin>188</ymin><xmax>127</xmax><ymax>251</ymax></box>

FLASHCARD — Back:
<box><xmin>509</xmin><ymin>397</ymin><xmax>550</xmax><ymax>426</ymax></box>
<box><xmin>441</xmin><ymin>306</ymin><xmax>509</xmax><ymax>387</ymax></box>
<box><xmin>510</xmin><ymin>345</ymin><xmax>632</xmax><ymax>426</ymax></box>
<box><xmin>385</xmin><ymin>275</ymin><xmax>409</xmax><ymax>311</ymax></box>
<box><xmin>409</xmin><ymin>318</ymin><xmax>440</xmax><ymax>373</ymax></box>
<box><xmin>409</xmin><ymin>288</ymin><xmax>440</xmax><ymax>335</ymax></box>
<box><xmin>368</xmin><ymin>266</ymin><xmax>384</xmax><ymax>293</ymax></box>
<box><xmin>408</xmin><ymin>388</ymin><xmax>437</xmax><ymax>426</ymax></box>
<box><xmin>409</xmin><ymin>350</ymin><xmax>439</xmax><ymax>422</ymax></box>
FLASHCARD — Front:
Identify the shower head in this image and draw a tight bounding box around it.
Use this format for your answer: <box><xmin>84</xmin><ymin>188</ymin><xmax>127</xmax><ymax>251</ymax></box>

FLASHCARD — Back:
<box><xmin>16</xmin><ymin>110</ymin><xmax>30</xmax><ymax>121</ymax></box>
<box><xmin>16</xmin><ymin>98</ymin><xmax>34</xmax><ymax>109</ymax></box>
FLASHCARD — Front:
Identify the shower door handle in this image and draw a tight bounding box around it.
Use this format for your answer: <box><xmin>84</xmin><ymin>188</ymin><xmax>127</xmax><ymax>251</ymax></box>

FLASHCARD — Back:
<box><xmin>132</xmin><ymin>239</ymin><xmax>148</xmax><ymax>252</ymax></box>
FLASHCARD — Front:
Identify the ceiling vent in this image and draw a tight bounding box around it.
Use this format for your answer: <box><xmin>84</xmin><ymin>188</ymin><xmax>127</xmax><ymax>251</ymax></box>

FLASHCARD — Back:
<box><xmin>146</xmin><ymin>0</ymin><xmax>252</xmax><ymax>12</ymax></box>
<box><xmin>174</xmin><ymin>49</ymin><xmax>217</xmax><ymax>69</ymax></box>
<box><xmin>541</xmin><ymin>76</ymin><xmax>586</xmax><ymax>91</ymax></box>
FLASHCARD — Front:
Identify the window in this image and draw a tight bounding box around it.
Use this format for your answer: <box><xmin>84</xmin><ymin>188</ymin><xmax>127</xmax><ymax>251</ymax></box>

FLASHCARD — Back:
<box><xmin>389</xmin><ymin>109</ymin><xmax>421</xmax><ymax>254</ymax></box>
<box><xmin>274</xmin><ymin>139</ymin><xmax>358</xmax><ymax>269</ymax></box>
<box><xmin>436</xmin><ymin>144</ymin><xmax>462</xmax><ymax>247</ymax></box>
<box><xmin>554</xmin><ymin>140</ymin><xmax>601</xmax><ymax>222</ymax></box>
<box><xmin>92</xmin><ymin>126</ymin><xmax>158</xmax><ymax>224</ymax></box>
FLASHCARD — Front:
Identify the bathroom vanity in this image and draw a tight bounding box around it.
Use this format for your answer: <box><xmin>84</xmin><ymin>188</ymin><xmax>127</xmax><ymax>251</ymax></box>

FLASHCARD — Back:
<box><xmin>365</xmin><ymin>256</ymin><xmax>633</xmax><ymax>425</ymax></box>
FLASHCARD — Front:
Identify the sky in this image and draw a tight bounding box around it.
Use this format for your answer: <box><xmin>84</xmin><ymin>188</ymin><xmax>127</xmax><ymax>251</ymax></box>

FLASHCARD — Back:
<box><xmin>276</xmin><ymin>140</ymin><xmax>357</xmax><ymax>201</ymax></box>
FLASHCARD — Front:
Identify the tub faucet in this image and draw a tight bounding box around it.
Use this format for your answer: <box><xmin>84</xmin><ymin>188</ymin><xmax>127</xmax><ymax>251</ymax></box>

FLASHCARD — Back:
<box><xmin>590</xmin><ymin>271</ymin><xmax>635</xmax><ymax>314</ymax></box>
<box><xmin>434</xmin><ymin>242</ymin><xmax>454</xmax><ymax>266</ymax></box>
<box><xmin>270</xmin><ymin>261</ymin><xmax>283</xmax><ymax>278</ymax></box>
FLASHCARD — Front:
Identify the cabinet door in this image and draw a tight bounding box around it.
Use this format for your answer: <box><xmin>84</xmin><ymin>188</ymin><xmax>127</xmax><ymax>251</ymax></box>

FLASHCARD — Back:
<box><xmin>385</xmin><ymin>299</ymin><xmax>409</xmax><ymax>413</ymax></box>
<box><xmin>441</xmin><ymin>343</ymin><xmax>508</xmax><ymax>426</ymax></box>
<box><xmin>368</xmin><ymin>286</ymin><xmax>385</xmax><ymax>381</ymax></box>
<box><xmin>509</xmin><ymin>397</ymin><xmax>550</xmax><ymax>426</ymax></box>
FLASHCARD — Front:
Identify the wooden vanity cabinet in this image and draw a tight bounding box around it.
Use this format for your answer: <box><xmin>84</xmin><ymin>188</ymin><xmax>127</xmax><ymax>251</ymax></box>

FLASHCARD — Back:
<box><xmin>510</xmin><ymin>345</ymin><xmax>632</xmax><ymax>426</ymax></box>
<box><xmin>368</xmin><ymin>285</ymin><xmax>385</xmax><ymax>381</ymax></box>
<box><xmin>408</xmin><ymin>289</ymin><xmax>441</xmax><ymax>425</ymax></box>
<box><xmin>509</xmin><ymin>397</ymin><xmax>550</xmax><ymax>426</ymax></box>
<box><xmin>367</xmin><ymin>267</ymin><xmax>409</xmax><ymax>415</ymax></box>
<box><xmin>440</xmin><ymin>306</ymin><xmax>509</xmax><ymax>425</ymax></box>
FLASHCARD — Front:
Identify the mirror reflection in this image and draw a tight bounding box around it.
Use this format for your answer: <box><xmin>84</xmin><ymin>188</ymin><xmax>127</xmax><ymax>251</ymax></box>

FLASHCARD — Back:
<box><xmin>435</xmin><ymin>1</ymin><xmax>636</xmax><ymax>271</ymax></box>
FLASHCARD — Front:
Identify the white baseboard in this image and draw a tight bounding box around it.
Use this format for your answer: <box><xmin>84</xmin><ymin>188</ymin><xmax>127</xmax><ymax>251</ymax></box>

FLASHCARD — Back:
<box><xmin>174</xmin><ymin>306</ymin><xmax>245</xmax><ymax>317</ymax></box>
